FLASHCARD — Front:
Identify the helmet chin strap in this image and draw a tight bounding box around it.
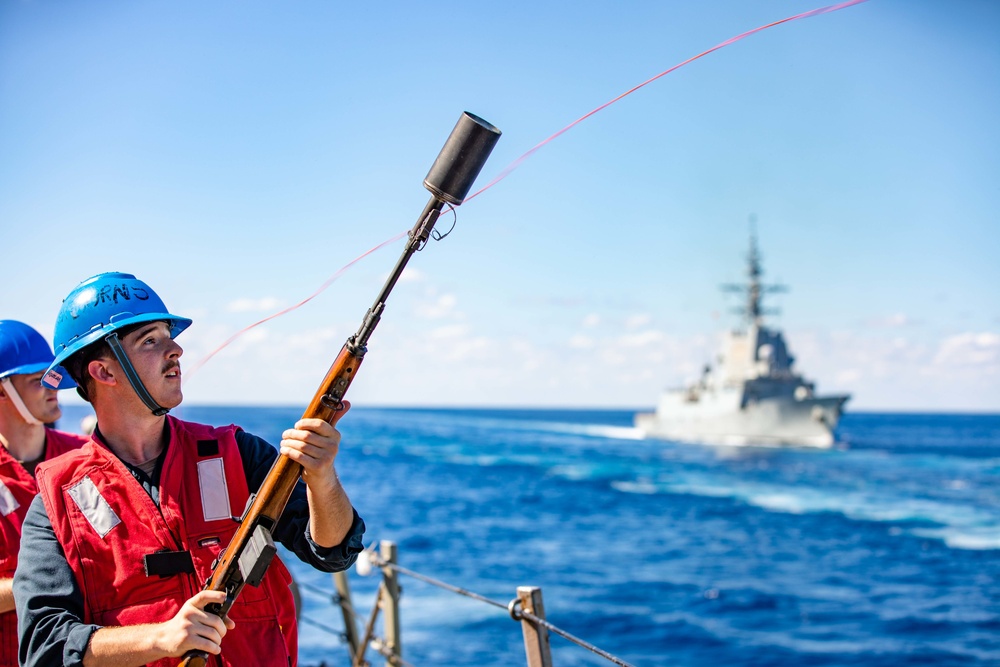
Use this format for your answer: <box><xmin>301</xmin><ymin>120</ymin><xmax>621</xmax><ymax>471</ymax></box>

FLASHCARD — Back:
<box><xmin>105</xmin><ymin>333</ymin><xmax>170</xmax><ymax>417</ymax></box>
<box><xmin>0</xmin><ymin>377</ymin><xmax>44</xmax><ymax>426</ymax></box>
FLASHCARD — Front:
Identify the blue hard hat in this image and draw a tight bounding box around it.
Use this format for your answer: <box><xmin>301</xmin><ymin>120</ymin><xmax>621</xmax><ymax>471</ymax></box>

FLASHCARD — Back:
<box><xmin>44</xmin><ymin>272</ymin><xmax>192</xmax><ymax>389</ymax></box>
<box><xmin>0</xmin><ymin>320</ymin><xmax>76</xmax><ymax>389</ymax></box>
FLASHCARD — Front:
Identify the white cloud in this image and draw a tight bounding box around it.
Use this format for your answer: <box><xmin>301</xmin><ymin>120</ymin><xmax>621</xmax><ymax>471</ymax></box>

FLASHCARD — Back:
<box><xmin>243</xmin><ymin>328</ymin><xmax>270</xmax><ymax>344</ymax></box>
<box><xmin>446</xmin><ymin>337</ymin><xmax>492</xmax><ymax>362</ymax></box>
<box><xmin>933</xmin><ymin>332</ymin><xmax>1000</xmax><ymax>368</ymax></box>
<box><xmin>618</xmin><ymin>330</ymin><xmax>665</xmax><ymax>348</ymax></box>
<box><xmin>429</xmin><ymin>324</ymin><xmax>469</xmax><ymax>340</ymax></box>
<box><xmin>786</xmin><ymin>328</ymin><xmax>999</xmax><ymax>410</ymax></box>
<box><xmin>399</xmin><ymin>268</ymin><xmax>424</xmax><ymax>283</ymax></box>
<box><xmin>836</xmin><ymin>369</ymin><xmax>862</xmax><ymax>384</ymax></box>
<box><xmin>416</xmin><ymin>293</ymin><xmax>458</xmax><ymax>319</ymax></box>
<box><xmin>625</xmin><ymin>314</ymin><xmax>651</xmax><ymax>329</ymax></box>
<box><xmin>180</xmin><ymin>272</ymin><xmax>1000</xmax><ymax>411</ymax></box>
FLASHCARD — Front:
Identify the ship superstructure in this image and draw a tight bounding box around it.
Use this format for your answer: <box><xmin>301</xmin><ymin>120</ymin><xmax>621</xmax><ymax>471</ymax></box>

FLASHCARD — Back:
<box><xmin>635</xmin><ymin>225</ymin><xmax>849</xmax><ymax>447</ymax></box>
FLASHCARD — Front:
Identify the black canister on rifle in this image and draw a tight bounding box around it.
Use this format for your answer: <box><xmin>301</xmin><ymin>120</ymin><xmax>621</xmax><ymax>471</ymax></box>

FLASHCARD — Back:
<box><xmin>423</xmin><ymin>112</ymin><xmax>502</xmax><ymax>206</ymax></box>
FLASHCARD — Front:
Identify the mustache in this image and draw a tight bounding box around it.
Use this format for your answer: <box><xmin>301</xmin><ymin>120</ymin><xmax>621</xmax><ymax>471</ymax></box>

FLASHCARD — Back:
<box><xmin>163</xmin><ymin>361</ymin><xmax>181</xmax><ymax>374</ymax></box>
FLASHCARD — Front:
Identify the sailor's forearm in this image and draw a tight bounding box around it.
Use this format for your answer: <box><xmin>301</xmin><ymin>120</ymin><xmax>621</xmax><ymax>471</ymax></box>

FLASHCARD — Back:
<box><xmin>306</xmin><ymin>475</ymin><xmax>355</xmax><ymax>548</ymax></box>
<box><xmin>85</xmin><ymin>625</ymin><xmax>164</xmax><ymax>667</ymax></box>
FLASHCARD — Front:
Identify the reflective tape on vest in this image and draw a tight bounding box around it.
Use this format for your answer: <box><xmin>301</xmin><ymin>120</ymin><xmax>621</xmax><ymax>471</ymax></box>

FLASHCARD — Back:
<box><xmin>0</xmin><ymin>479</ymin><xmax>19</xmax><ymax>517</ymax></box>
<box><xmin>68</xmin><ymin>476</ymin><xmax>121</xmax><ymax>538</ymax></box>
<box><xmin>197</xmin><ymin>457</ymin><xmax>231</xmax><ymax>522</ymax></box>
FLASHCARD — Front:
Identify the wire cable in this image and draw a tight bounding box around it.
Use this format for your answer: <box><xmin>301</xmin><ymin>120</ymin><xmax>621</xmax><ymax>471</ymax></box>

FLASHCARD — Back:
<box><xmin>365</xmin><ymin>551</ymin><xmax>639</xmax><ymax>667</ymax></box>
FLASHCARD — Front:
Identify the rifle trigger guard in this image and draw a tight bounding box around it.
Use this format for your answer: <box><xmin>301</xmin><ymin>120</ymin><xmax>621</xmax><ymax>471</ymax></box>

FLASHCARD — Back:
<box><xmin>222</xmin><ymin>589</ymin><xmax>235</xmax><ymax>615</ymax></box>
<box><xmin>320</xmin><ymin>393</ymin><xmax>343</xmax><ymax>412</ymax></box>
<box><xmin>205</xmin><ymin>589</ymin><xmax>234</xmax><ymax>618</ymax></box>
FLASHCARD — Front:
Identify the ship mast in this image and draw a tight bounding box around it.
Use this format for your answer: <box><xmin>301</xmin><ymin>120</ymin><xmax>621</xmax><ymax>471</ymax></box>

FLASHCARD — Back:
<box><xmin>721</xmin><ymin>216</ymin><xmax>787</xmax><ymax>329</ymax></box>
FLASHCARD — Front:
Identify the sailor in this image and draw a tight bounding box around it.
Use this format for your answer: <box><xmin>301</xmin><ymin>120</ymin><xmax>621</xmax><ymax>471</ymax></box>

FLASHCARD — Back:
<box><xmin>14</xmin><ymin>273</ymin><xmax>365</xmax><ymax>667</ymax></box>
<box><xmin>0</xmin><ymin>320</ymin><xmax>88</xmax><ymax>666</ymax></box>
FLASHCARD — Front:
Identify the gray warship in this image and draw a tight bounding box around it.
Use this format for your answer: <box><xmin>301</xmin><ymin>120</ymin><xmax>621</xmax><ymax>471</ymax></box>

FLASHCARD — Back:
<box><xmin>635</xmin><ymin>227</ymin><xmax>849</xmax><ymax>447</ymax></box>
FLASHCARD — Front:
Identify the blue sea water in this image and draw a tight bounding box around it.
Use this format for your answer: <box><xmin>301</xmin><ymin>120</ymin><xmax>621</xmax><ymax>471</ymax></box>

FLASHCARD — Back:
<box><xmin>62</xmin><ymin>407</ymin><xmax>1000</xmax><ymax>666</ymax></box>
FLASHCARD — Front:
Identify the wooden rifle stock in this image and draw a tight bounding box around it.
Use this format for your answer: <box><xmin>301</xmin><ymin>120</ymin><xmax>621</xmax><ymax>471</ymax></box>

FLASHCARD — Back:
<box><xmin>178</xmin><ymin>112</ymin><xmax>500</xmax><ymax>666</ymax></box>
<box><xmin>178</xmin><ymin>345</ymin><xmax>363</xmax><ymax>667</ymax></box>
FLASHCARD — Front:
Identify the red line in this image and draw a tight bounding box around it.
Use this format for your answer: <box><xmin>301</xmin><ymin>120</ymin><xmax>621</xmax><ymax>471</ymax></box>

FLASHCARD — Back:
<box><xmin>183</xmin><ymin>230</ymin><xmax>407</xmax><ymax>382</ymax></box>
<box><xmin>465</xmin><ymin>0</ymin><xmax>869</xmax><ymax>202</ymax></box>
<box><xmin>184</xmin><ymin>0</ymin><xmax>869</xmax><ymax>383</ymax></box>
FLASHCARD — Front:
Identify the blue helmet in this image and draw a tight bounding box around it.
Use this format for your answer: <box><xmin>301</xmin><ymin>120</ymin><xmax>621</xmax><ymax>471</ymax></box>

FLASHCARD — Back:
<box><xmin>0</xmin><ymin>320</ymin><xmax>76</xmax><ymax>390</ymax></box>
<box><xmin>44</xmin><ymin>273</ymin><xmax>191</xmax><ymax>415</ymax></box>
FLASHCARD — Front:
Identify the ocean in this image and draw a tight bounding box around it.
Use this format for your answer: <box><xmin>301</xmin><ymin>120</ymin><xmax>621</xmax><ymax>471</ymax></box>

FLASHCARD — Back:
<box><xmin>61</xmin><ymin>406</ymin><xmax>1000</xmax><ymax>666</ymax></box>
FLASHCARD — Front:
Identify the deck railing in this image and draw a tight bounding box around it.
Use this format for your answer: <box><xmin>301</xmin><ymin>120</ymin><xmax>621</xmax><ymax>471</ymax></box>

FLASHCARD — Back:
<box><xmin>296</xmin><ymin>539</ymin><xmax>638</xmax><ymax>667</ymax></box>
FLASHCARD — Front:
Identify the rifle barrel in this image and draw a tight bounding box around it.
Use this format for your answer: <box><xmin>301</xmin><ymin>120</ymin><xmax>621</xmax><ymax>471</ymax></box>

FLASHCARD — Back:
<box><xmin>178</xmin><ymin>112</ymin><xmax>499</xmax><ymax>666</ymax></box>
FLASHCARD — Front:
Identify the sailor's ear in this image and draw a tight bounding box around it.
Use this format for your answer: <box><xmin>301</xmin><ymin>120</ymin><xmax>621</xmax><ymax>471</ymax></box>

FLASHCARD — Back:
<box><xmin>88</xmin><ymin>359</ymin><xmax>118</xmax><ymax>388</ymax></box>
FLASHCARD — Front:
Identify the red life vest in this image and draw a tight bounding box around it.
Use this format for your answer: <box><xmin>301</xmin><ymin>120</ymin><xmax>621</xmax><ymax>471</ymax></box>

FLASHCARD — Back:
<box><xmin>0</xmin><ymin>428</ymin><xmax>87</xmax><ymax>666</ymax></box>
<box><xmin>35</xmin><ymin>417</ymin><xmax>298</xmax><ymax>667</ymax></box>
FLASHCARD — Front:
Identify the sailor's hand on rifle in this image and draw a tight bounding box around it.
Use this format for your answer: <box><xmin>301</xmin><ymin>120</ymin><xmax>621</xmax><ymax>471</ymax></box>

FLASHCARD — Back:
<box><xmin>280</xmin><ymin>400</ymin><xmax>351</xmax><ymax>487</ymax></box>
<box><xmin>154</xmin><ymin>590</ymin><xmax>235</xmax><ymax>657</ymax></box>
<box><xmin>281</xmin><ymin>400</ymin><xmax>356</xmax><ymax>548</ymax></box>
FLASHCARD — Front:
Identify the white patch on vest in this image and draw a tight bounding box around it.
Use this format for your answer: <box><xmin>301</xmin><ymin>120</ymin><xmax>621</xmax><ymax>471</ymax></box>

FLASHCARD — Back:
<box><xmin>0</xmin><ymin>479</ymin><xmax>20</xmax><ymax>516</ymax></box>
<box><xmin>68</xmin><ymin>476</ymin><xmax>121</xmax><ymax>538</ymax></box>
<box><xmin>197</xmin><ymin>458</ymin><xmax>231</xmax><ymax>522</ymax></box>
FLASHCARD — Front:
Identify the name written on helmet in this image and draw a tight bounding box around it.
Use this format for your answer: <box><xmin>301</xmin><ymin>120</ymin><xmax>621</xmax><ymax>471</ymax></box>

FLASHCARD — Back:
<box><xmin>91</xmin><ymin>283</ymin><xmax>151</xmax><ymax>306</ymax></box>
<box><xmin>44</xmin><ymin>369</ymin><xmax>64</xmax><ymax>387</ymax></box>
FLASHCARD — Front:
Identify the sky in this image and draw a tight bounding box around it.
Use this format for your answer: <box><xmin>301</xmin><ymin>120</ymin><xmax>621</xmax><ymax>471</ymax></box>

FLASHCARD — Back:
<box><xmin>1</xmin><ymin>0</ymin><xmax>998</xmax><ymax>412</ymax></box>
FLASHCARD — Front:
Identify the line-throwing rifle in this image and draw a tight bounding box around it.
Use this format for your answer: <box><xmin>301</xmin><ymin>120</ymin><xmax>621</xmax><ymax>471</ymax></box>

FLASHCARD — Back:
<box><xmin>180</xmin><ymin>112</ymin><xmax>501</xmax><ymax>666</ymax></box>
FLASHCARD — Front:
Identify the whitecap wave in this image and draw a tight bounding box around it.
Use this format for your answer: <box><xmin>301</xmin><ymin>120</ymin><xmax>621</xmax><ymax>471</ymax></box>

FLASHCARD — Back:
<box><xmin>516</xmin><ymin>420</ymin><xmax>647</xmax><ymax>441</ymax></box>
<box><xmin>610</xmin><ymin>480</ymin><xmax>659</xmax><ymax>494</ymax></box>
<box><xmin>608</xmin><ymin>473</ymin><xmax>1000</xmax><ymax>551</ymax></box>
<box><xmin>912</xmin><ymin>527</ymin><xmax>1000</xmax><ymax>551</ymax></box>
